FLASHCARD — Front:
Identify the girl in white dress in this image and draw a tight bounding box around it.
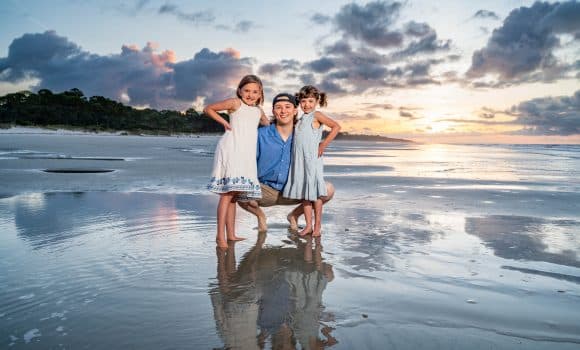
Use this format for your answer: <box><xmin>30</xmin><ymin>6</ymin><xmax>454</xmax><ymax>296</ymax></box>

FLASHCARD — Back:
<box><xmin>205</xmin><ymin>75</ymin><xmax>270</xmax><ymax>248</ymax></box>
<box><xmin>283</xmin><ymin>86</ymin><xmax>341</xmax><ymax>237</ymax></box>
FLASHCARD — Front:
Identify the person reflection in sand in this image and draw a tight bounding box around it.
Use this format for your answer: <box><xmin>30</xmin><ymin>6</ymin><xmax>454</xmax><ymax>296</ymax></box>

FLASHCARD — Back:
<box><xmin>210</xmin><ymin>235</ymin><xmax>265</xmax><ymax>350</ymax></box>
<box><xmin>284</xmin><ymin>236</ymin><xmax>337</xmax><ymax>350</ymax></box>
<box><xmin>209</xmin><ymin>234</ymin><xmax>337</xmax><ymax>349</ymax></box>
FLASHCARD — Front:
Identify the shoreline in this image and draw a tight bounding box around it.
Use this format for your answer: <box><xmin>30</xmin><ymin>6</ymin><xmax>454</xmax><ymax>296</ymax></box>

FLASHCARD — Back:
<box><xmin>0</xmin><ymin>126</ymin><xmax>215</xmax><ymax>138</ymax></box>
<box><xmin>0</xmin><ymin>125</ymin><xmax>415</xmax><ymax>142</ymax></box>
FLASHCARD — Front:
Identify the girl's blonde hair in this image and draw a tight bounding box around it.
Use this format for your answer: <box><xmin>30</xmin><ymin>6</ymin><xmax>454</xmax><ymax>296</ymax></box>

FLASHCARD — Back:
<box><xmin>236</xmin><ymin>75</ymin><xmax>264</xmax><ymax>106</ymax></box>
<box><xmin>296</xmin><ymin>85</ymin><xmax>328</xmax><ymax>107</ymax></box>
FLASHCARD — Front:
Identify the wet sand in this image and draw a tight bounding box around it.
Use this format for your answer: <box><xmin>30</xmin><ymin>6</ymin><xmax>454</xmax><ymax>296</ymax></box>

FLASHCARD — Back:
<box><xmin>0</xmin><ymin>134</ymin><xmax>579</xmax><ymax>349</ymax></box>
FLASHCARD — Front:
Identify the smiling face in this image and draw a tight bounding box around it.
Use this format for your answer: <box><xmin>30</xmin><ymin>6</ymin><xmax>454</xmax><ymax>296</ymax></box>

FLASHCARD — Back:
<box><xmin>238</xmin><ymin>82</ymin><xmax>262</xmax><ymax>106</ymax></box>
<box><xmin>273</xmin><ymin>101</ymin><xmax>297</xmax><ymax>126</ymax></box>
<box><xmin>299</xmin><ymin>96</ymin><xmax>318</xmax><ymax>113</ymax></box>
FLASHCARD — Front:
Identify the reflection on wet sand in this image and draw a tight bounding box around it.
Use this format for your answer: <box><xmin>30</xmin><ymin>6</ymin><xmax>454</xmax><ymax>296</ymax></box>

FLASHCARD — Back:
<box><xmin>210</xmin><ymin>234</ymin><xmax>337</xmax><ymax>349</ymax></box>
<box><xmin>502</xmin><ymin>265</ymin><xmax>580</xmax><ymax>284</ymax></box>
<box><xmin>465</xmin><ymin>215</ymin><xmax>580</xmax><ymax>268</ymax></box>
<box><xmin>10</xmin><ymin>192</ymin><xmax>195</xmax><ymax>249</ymax></box>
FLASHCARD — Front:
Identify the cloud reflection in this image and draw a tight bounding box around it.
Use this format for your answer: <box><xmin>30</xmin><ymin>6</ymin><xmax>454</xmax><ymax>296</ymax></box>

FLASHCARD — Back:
<box><xmin>9</xmin><ymin>192</ymin><xmax>207</xmax><ymax>249</ymax></box>
<box><xmin>465</xmin><ymin>215</ymin><xmax>580</xmax><ymax>268</ymax></box>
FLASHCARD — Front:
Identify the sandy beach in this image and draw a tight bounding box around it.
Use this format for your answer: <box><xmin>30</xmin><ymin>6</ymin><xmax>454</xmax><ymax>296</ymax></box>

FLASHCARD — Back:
<box><xmin>0</xmin><ymin>132</ymin><xmax>579</xmax><ymax>349</ymax></box>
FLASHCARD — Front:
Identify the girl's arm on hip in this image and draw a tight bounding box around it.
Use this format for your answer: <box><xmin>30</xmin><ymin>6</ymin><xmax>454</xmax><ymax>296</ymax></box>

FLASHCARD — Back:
<box><xmin>203</xmin><ymin>98</ymin><xmax>241</xmax><ymax>130</ymax></box>
<box><xmin>315</xmin><ymin>111</ymin><xmax>342</xmax><ymax>157</ymax></box>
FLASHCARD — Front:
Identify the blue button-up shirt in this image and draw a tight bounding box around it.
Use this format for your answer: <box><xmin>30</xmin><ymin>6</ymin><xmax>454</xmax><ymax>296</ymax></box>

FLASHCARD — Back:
<box><xmin>257</xmin><ymin>124</ymin><xmax>293</xmax><ymax>191</ymax></box>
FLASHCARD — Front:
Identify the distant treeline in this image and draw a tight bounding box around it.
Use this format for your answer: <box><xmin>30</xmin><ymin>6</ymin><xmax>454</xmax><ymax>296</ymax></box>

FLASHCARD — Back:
<box><xmin>323</xmin><ymin>131</ymin><xmax>412</xmax><ymax>143</ymax></box>
<box><xmin>0</xmin><ymin>88</ymin><xmax>227</xmax><ymax>134</ymax></box>
<box><xmin>0</xmin><ymin>88</ymin><xmax>412</xmax><ymax>142</ymax></box>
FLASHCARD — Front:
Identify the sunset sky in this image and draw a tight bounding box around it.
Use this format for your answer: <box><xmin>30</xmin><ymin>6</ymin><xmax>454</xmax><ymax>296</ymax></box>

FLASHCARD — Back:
<box><xmin>0</xmin><ymin>0</ymin><xmax>578</xmax><ymax>143</ymax></box>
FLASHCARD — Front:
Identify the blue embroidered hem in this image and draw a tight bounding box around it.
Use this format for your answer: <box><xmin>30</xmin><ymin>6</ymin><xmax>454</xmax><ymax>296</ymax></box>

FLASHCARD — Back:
<box><xmin>207</xmin><ymin>176</ymin><xmax>262</xmax><ymax>199</ymax></box>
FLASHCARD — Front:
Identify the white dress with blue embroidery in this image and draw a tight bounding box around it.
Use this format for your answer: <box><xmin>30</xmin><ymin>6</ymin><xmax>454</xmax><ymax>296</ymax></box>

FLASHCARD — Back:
<box><xmin>207</xmin><ymin>101</ymin><xmax>262</xmax><ymax>199</ymax></box>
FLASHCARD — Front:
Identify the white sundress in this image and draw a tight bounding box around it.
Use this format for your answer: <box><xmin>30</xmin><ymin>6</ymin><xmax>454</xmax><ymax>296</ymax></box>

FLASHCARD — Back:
<box><xmin>207</xmin><ymin>102</ymin><xmax>262</xmax><ymax>199</ymax></box>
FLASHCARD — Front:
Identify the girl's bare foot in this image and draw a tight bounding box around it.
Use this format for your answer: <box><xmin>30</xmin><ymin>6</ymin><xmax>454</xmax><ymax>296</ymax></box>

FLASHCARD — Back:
<box><xmin>287</xmin><ymin>213</ymin><xmax>298</xmax><ymax>231</ymax></box>
<box><xmin>227</xmin><ymin>235</ymin><xmax>246</xmax><ymax>241</ymax></box>
<box><xmin>216</xmin><ymin>239</ymin><xmax>228</xmax><ymax>249</ymax></box>
<box><xmin>313</xmin><ymin>223</ymin><xmax>322</xmax><ymax>237</ymax></box>
<box><xmin>298</xmin><ymin>227</ymin><xmax>312</xmax><ymax>237</ymax></box>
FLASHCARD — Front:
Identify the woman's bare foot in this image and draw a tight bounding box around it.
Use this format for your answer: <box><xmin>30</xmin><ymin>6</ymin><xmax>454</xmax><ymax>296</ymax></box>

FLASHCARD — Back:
<box><xmin>298</xmin><ymin>227</ymin><xmax>312</xmax><ymax>237</ymax></box>
<box><xmin>227</xmin><ymin>235</ymin><xmax>246</xmax><ymax>241</ymax></box>
<box><xmin>287</xmin><ymin>213</ymin><xmax>298</xmax><ymax>231</ymax></box>
<box><xmin>258</xmin><ymin>215</ymin><xmax>268</xmax><ymax>232</ymax></box>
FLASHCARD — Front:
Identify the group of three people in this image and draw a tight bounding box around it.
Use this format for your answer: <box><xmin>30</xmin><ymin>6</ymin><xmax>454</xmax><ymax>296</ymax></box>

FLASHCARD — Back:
<box><xmin>205</xmin><ymin>75</ymin><xmax>341</xmax><ymax>248</ymax></box>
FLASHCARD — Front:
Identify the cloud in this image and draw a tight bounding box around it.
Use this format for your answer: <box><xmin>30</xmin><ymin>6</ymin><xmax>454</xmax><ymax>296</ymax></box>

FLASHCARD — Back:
<box><xmin>113</xmin><ymin>0</ymin><xmax>152</xmax><ymax>15</ymax></box>
<box><xmin>319</xmin><ymin>79</ymin><xmax>347</xmax><ymax>94</ymax></box>
<box><xmin>511</xmin><ymin>90</ymin><xmax>580</xmax><ymax>135</ymax></box>
<box><xmin>0</xmin><ymin>31</ymin><xmax>83</xmax><ymax>82</ymax></box>
<box><xmin>323</xmin><ymin>41</ymin><xmax>352</xmax><ymax>55</ymax></box>
<box><xmin>477</xmin><ymin>106</ymin><xmax>518</xmax><ymax>119</ymax></box>
<box><xmin>404</xmin><ymin>21</ymin><xmax>433</xmax><ymax>37</ymax></box>
<box><xmin>539</xmin><ymin>1</ymin><xmax>580</xmax><ymax>33</ymax></box>
<box><xmin>300</xmin><ymin>46</ymin><xmax>392</xmax><ymax>93</ymax></box>
<box><xmin>329</xmin><ymin>111</ymin><xmax>381</xmax><ymax>122</ymax></box>
<box><xmin>473</xmin><ymin>10</ymin><xmax>500</xmax><ymax>20</ymax></box>
<box><xmin>362</xmin><ymin>112</ymin><xmax>383</xmax><ymax>120</ymax></box>
<box><xmin>305</xmin><ymin>58</ymin><xmax>335</xmax><ymax>73</ymax></box>
<box><xmin>158</xmin><ymin>3</ymin><xmax>215</xmax><ymax>25</ymax></box>
<box><xmin>325</xmin><ymin>53</ymin><xmax>391</xmax><ymax>90</ymax></box>
<box><xmin>258</xmin><ymin>59</ymin><xmax>300</xmax><ymax>76</ymax></box>
<box><xmin>467</xmin><ymin>1</ymin><xmax>580</xmax><ymax>82</ymax></box>
<box><xmin>171</xmin><ymin>48</ymin><xmax>253</xmax><ymax>105</ymax></box>
<box><xmin>135</xmin><ymin>0</ymin><xmax>150</xmax><ymax>11</ymax></box>
<box><xmin>442</xmin><ymin>91</ymin><xmax>580</xmax><ymax>136</ymax></box>
<box><xmin>405</xmin><ymin>60</ymin><xmax>440</xmax><ymax>77</ymax></box>
<box><xmin>216</xmin><ymin>20</ymin><xmax>258</xmax><ymax>33</ymax></box>
<box><xmin>399</xmin><ymin>110</ymin><xmax>417</xmax><ymax>119</ymax></box>
<box><xmin>0</xmin><ymin>31</ymin><xmax>253</xmax><ymax>110</ymax></box>
<box><xmin>399</xmin><ymin>106</ymin><xmax>422</xmax><ymax>120</ymax></box>
<box><xmin>362</xmin><ymin>103</ymin><xmax>394</xmax><ymax>110</ymax></box>
<box><xmin>399</xmin><ymin>106</ymin><xmax>422</xmax><ymax>111</ymax></box>
<box><xmin>289</xmin><ymin>1</ymin><xmax>454</xmax><ymax>95</ymax></box>
<box><xmin>310</xmin><ymin>13</ymin><xmax>331</xmax><ymax>25</ymax></box>
<box><xmin>479</xmin><ymin>107</ymin><xmax>497</xmax><ymax>119</ymax></box>
<box><xmin>391</xmin><ymin>22</ymin><xmax>451</xmax><ymax>59</ymax></box>
<box><xmin>441</xmin><ymin>118</ymin><xmax>506</xmax><ymax>125</ymax></box>
<box><xmin>334</xmin><ymin>1</ymin><xmax>404</xmax><ymax>48</ymax></box>
<box><xmin>297</xmin><ymin>43</ymin><xmax>445</xmax><ymax>94</ymax></box>
<box><xmin>297</xmin><ymin>73</ymin><xmax>316</xmax><ymax>85</ymax></box>
<box><xmin>119</xmin><ymin>2</ymin><xmax>253</xmax><ymax>33</ymax></box>
<box><xmin>392</xmin><ymin>32</ymin><xmax>451</xmax><ymax>58</ymax></box>
<box><xmin>448</xmin><ymin>54</ymin><xmax>462</xmax><ymax>61</ymax></box>
<box><xmin>234</xmin><ymin>20</ymin><xmax>255</xmax><ymax>33</ymax></box>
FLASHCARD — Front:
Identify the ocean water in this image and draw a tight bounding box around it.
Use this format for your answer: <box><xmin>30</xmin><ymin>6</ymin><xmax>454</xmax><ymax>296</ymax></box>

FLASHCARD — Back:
<box><xmin>0</xmin><ymin>133</ymin><xmax>579</xmax><ymax>349</ymax></box>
